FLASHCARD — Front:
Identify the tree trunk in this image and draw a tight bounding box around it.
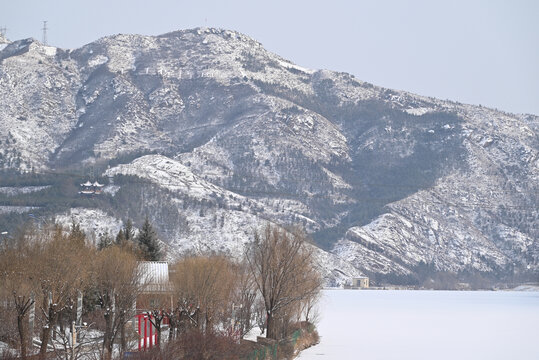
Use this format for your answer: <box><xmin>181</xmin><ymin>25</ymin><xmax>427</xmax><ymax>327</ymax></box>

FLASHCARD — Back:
<box><xmin>266</xmin><ymin>311</ymin><xmax>275</xmax><ymax>340</ymax></box>
<box><xmin>40</xmin><ymin>305</ymin><xmax>57</xmax><ymax>360</ymax></box>
<box><xmin>17</xmin><ymin>314</ymin><xmax>27</xmax><ymax>360</ymax></box>
<box><xmin>39</xmin><ymin>325</ymin><xmax>51</xmax><ymax>359</ymax></box>
<box><xmin>103</xmin><ymin>313</ymin><xmax>113</xmax><ymax>360</ymax></box>
<box><xmin>204</xmin><ymin>313</ymin><xmax>209</xmax><ymax>334</ymax></box>
<box><xmin>148</xmin><ymin>313</ymin><xmax>163</xmax><ymax>347</ymax></box>
<box><xmin>155</xmin><ymin>322</ymin><xmax>161</xmax><ymax>347</ymax></box>
<box><xmin>57</xmin><ymin>311</ymin><xmax>63</xmax><ymax>340</ymax></box>
<box><xmin>120</xmin><ymin>315</ymin><xmax>126</xmax><ymax>355</ymax></box>
<box><xmin>103</xmin><ymin>339</ymin><xmax>113</xmax><ymax>360</ymax></box>
<box><xmin>168</xmin><ymin>316</ymin><xmax>175</xmax><ymax>341</ymax></box>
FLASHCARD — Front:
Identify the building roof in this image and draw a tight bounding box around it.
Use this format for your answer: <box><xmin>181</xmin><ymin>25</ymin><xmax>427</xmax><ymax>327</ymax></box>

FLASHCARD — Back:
<box><xmin>137</xmin><ymin>261</ymin><xmax>172</xmax><ymax>293</ymax></box>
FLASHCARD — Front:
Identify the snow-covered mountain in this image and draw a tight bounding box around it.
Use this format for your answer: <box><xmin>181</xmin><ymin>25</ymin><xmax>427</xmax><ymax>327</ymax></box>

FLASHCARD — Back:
<box><xmin>0</xmin><ymin>28</ymin><xmax>537</xmax><ymax>286</ymax></box>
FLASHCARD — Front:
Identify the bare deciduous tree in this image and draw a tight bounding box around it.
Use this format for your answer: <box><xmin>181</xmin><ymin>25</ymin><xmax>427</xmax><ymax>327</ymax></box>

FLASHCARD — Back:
<box><xmin>0</xmin><ymin>227</ymin><xmax>39</xmax><ymax>359</ymax></box>
<box><xmin>92</xmin><ymin>246</ymin><xmax>142</xmax><ymax>360</ymax></box>
<box><xmin>246</xmin><ymin>224</ymin><xmax>322</xmax><ymax>340</ymax></box>
<box><xmin>36</xmin><ymin>224</ymin><xmax>92</xmax><ymax>360</ymax></box>
<box><xmin>230</xmin><ymin>261</ymin><xmax>258</xmax><ymax>339</ymax></box>
<box><xmin>169</xmin><ymin>255</ymin><xmax>260</xmax><ymax>348</ymax></box>
<box><xmin>170</xmin><ymin>256</ymin><xmax>235</xmax><ymax>335</ymax></box>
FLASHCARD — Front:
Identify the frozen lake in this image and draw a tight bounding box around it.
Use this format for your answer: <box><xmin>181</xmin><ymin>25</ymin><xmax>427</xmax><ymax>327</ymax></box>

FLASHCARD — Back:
<box><xmin>299</xmin><ymin>289</ymin><xmax>539</xmax><ymax>360</ymax></box>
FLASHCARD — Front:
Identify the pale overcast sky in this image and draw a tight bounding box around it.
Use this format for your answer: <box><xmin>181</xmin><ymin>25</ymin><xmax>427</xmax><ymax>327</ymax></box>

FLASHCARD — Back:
<box><xmin>1</xmin><ymin>0</ymin><xmax>538</xmax><ymax>115</ymax></box>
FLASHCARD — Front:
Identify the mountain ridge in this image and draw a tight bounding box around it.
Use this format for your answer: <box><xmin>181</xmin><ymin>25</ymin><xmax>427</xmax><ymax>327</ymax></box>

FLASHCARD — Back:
<box><xmin>0</xmin><ymin>28</ymin><xmax>537</xmax><ymax>286</ymax></box>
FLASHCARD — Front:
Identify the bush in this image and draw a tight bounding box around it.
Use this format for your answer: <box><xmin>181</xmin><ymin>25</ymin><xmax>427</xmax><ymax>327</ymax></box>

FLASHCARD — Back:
<box><xmin>126</xmin><ymin>330</ymin><xmax>248</xmax><ymax>360</ymax></box>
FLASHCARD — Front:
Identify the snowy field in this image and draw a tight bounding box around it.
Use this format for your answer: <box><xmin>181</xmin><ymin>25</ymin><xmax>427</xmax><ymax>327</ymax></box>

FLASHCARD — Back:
<box><xmin>299</xmin><ymin>289</ymin><xmax>539</xmax><ymax>360</ymax></box>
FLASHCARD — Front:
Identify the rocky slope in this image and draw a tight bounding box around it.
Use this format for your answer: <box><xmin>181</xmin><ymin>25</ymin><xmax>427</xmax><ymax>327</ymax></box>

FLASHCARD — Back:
<box><xmin>0</xmin><ymin>28</ymin><xmax>537</xmax><ymax>285</ymax></box>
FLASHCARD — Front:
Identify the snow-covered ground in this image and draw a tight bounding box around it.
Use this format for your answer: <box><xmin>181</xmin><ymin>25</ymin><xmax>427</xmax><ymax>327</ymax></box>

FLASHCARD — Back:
<box><xmin>0</xmin><ymin>205</ymin><xmax>38</xmax><ymax>214</ymax></box>
<box><xmin>0</xmin><ymin>185</ymin><xmax>51</xmax><ymax>196</ymax></box>
<box><xmin>299</xmin><ymin>289</ymin><xmax>539</xmax><ymax>360</ymax></box>
<box><xmin>0</xmin><ymin>341</ymin><xmax>17</xmax><ymax>356</ymax></box>
<box><xmin>510</xmin><ymin>284</ymin><xmax>539</xmax><ymax>292</ymax></box>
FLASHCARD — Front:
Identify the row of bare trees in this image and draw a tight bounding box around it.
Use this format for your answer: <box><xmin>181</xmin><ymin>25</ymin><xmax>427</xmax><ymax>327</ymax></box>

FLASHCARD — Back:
<box><xmin>162</xmin><ymin>255</ymin><xmax>257</xmax><ymax>344</ymax></box>
<box><xmin>0</xmin><ymin>224</ymin><xmax>90</xmax><ymax>359</ymax></box>
<box><xmin>0</xmin><ymin>222</ymin><xmax>322</xmax><ymax>359</ymax></box>
<box><xmin>139</xmin><ymin>224</ymin><xmax>322</xmax><ymax>359</ymax></box>
<box><xmin>0</xmin><ymin>222</ymin><xmax>145</xmax><ymax>360</ymax></box>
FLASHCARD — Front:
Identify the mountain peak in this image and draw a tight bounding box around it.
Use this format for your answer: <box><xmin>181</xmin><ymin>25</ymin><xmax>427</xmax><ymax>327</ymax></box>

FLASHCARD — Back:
<box><xmin>0</xmin><ymin>28</ymin><xmax>536</xmax><ymax>286</ymax></box>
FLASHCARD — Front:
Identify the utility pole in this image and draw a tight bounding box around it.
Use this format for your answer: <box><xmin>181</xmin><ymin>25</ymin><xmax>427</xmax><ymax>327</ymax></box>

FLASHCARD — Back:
<box><xmin>42</xmin><ymin>21</ymin><xmax>48</xmax><ymax>45</ymax></box>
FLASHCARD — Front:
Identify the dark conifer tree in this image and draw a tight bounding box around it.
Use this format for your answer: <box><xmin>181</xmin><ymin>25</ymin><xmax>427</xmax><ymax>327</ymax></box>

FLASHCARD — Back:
<box><xmin>115</xmin><ymin>229</ymin><xmax>126</xmax><ymax>245</ymax></box>
<box><xmin>124</xmin><ymin>219</ymin><xmax>135</xmax><ymax>242</ymax></box>
<box><xmin>97</xmin><ymin>234</ymin><xmax>113</xmax><ymax>250</ymax></box>
<box><xmin>137</xmin><ymin>217</ymin><xmax>162</xmax><ymax>261</ymax></box>
<box><xmin>68</xmin><ymin>220</ymin><xmax>86</xmax><ymax>247</ymax></box>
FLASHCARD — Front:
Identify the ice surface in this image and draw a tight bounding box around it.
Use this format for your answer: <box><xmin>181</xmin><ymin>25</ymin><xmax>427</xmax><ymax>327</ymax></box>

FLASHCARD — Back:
<box><xmin>299</xmin><ymin>289</ymin><xmax>539</xmax><ymax>360</ymax></box>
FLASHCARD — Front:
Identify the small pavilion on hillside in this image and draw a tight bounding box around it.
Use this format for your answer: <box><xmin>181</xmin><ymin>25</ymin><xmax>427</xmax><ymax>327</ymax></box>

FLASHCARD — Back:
<box><xmin>79</xmin><ymin>180</ymin><xmax>104</xmax><ymax>195</ymax></box>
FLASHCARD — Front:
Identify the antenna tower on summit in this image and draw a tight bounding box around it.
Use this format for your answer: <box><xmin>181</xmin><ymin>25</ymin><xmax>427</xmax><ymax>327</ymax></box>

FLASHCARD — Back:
<box><xmin>0</xmin><ymin>26</ymin><xmax>6</xmax><ymax>37</ymax></box>
<box><xmin>42</xmin><ymin>21</ymin><xmax>48</xmax><ymax>45</ymax></box>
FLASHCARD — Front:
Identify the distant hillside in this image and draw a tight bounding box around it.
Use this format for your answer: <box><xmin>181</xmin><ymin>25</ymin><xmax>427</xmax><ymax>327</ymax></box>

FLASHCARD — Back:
<box><xmin>0</xmin><ymin>28</ymin><xmax>537</xmax><ymax>286</ymax></box>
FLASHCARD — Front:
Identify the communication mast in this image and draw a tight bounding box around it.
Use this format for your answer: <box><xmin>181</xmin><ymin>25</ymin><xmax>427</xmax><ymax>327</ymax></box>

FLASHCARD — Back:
<box><xmin>42</xmin><ymin>21</ymin><xmax>48</xmax><ymax>45</ymax></box>
<box><xmin>0</xmin><ymin>26</ymin><xmax>6</xmax><ymax>37</ymax></box>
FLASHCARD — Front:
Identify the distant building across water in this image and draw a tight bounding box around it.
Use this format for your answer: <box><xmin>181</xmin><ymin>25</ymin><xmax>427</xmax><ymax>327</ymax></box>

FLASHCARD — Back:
<box><xmin>345</xmin><ymin>276</ymin><xmax>370</xmax><ymax>289</ymax></box>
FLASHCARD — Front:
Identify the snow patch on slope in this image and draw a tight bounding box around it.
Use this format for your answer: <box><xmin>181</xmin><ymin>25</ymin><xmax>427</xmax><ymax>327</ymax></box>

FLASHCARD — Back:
<box><xmin>405</xmin><ymin>107</ymin><xmax>434</xmax><ymax>116</ymax></box>
<box><xmin>105</xmin><ymin>154</ymin><xmax>244</xmax><ymax>203</ymax></box>
<box><xmin>0</xmin><ymin>206</ymin><xmax>38</xmax><ymax>214</ymax></box>
<box><xmin>0</xmin><ymin>185</ymin><xmax>51</xmax><ymax>196</ymax></box>
<box><xmin>55</xmin><ymin>208</ymin><xmax>124</xmax><ymax>242</ymax></box>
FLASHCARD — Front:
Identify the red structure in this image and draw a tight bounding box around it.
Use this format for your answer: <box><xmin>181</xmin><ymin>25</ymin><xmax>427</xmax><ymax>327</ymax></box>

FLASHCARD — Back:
<box><xmin>136</xmin><ymin>313</ymin><xmax>157</xmax><ymax>351</ymax></box>
<box><xmin>134</xmin><ymin>262</ymin><xmax>173</xmax><ymax>352</ymax></box>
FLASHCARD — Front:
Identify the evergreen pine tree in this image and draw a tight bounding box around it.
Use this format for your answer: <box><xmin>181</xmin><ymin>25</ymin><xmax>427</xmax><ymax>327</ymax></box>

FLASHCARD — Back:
<box><xmin>137</xmin><ymin>217</ymin><xmax>162</xmax><ymax>261</ymax></box>
<box><xmin>68</xmin><ymin>220</ymin><xmax>86</xmax><ymax>247</ymax></box>
<box><xmin>124</xmin><ymin>219</ymin><xmax>135</xmax><ymax>242</ymax></box>
<box><xmin>115</xmin><ymin>229</ymin><xmax>126</xmax><ymax>245</ymax></box>
<box><xmin>97</xmin><ymin>234</ymin><xmax>113</xmax><ymax>250</ymax></box>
